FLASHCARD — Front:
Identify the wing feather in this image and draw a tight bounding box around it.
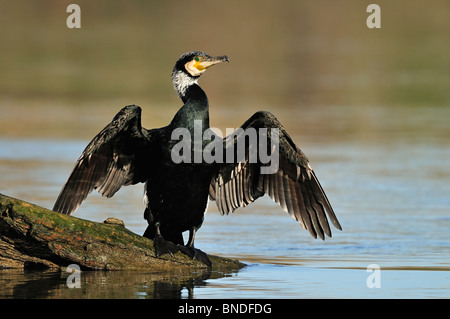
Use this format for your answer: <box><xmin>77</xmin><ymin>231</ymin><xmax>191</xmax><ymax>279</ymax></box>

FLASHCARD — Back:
<box><xmin>209</xmin><ymin>111</ymin><xmax>342</xmax><ymax>239</ymax></box>
<box><xmin>53</xmin><ymin>105</ymin><xmax>153</xmax><ymax>215</ymax></box>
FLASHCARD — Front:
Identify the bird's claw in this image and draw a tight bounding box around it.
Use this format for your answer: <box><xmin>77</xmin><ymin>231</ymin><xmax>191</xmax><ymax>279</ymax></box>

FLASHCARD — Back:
<box><xmin>178</xmin><ymin>245</ymin><xmax>212</xmax><ymax>267</ymax></box>
<box><xmin>153</xmin><ymin>234</ymin><xmax>179</xmax><ymax>257</ymax></box>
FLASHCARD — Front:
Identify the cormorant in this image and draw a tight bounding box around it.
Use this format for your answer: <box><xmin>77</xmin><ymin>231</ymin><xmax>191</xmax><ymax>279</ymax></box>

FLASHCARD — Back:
<box><xmin>53</xmin><ymin>51</ymin><xmax>342</xmax><ymax>267</ymax></box>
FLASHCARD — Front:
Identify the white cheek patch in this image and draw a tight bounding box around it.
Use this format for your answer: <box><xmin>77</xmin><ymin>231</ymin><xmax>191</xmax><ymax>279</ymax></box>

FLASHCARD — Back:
<box><xmin>172</xmin><ymin>70</ymin><xmax>198</xmax><ymax>98</ymax></box>
<box><xmin>185</xmin><ymin>60</ymin><xmax>205</xmax><ymax>77</ymax></box>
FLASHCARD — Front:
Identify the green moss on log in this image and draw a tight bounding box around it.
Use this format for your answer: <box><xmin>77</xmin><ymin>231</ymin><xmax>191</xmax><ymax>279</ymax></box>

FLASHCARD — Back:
<box><xmin>0</xmin><ymin>193</ymin><xmax>245</xmax><ymax>271</ymax></box>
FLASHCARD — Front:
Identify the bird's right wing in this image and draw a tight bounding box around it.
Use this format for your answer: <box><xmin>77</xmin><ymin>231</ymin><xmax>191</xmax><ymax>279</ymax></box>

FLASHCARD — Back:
<box><xmin>53</xmin><ymin>105</ymin><xmax>154</xmax><ymax>215</ymax></box>
<box><xmin>209</xmin><ymin>111</ymin><xmax>341</xmax><ymax>240</ymax></box>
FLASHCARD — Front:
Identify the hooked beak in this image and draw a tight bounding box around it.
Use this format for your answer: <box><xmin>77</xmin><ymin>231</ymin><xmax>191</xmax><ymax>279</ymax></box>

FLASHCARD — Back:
<box><xmin>196</xmin><ymin>55</ymin><xmax>230</xmax><ymax>70</ymax></box>
<box><xmin>185</xmin><ymin>54</ymin><xmax>229</xmax><ymax>77</ymax></box>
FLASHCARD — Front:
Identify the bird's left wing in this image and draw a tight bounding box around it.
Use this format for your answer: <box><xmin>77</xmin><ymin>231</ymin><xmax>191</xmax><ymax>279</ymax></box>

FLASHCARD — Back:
<box><xmin>53</xmin><ymin>105</ymin><xmax>154</xmax><ymax>215</ymax></box>
<box><xmin>209</xmin><ymin>111</ymin><xmax>342</xmax><ymax>240</ymax></box>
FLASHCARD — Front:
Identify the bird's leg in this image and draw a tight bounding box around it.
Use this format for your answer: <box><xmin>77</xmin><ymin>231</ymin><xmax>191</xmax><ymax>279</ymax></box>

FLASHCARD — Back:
<box><xmin>152</xmin><ymin>222</ymin><xmax>179</xmax><ymax>257</ymax></box>
<box><xmin>178</xmin><ymin>228</ymin><xmax>212</xmax><ymax>267</ymax></box>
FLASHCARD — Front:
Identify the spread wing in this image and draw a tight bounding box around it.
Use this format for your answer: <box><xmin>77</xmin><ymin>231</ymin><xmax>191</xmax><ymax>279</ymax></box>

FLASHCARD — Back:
<box><xmin>53</xmin><ymin>105</ymin><xmax>154</xmax><ymax>215</ymax></box>
<box><xmin>209</xmin><ymin>111</ymin><xmax>342</xmax><ymax>240</ymax></box>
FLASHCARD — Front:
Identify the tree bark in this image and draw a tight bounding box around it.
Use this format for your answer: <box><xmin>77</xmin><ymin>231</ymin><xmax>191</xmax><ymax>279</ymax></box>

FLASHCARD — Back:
<box><xmin>0</xmin><ymin>193</ymin><xmax>244</xmax><ymax>271</ymax></box>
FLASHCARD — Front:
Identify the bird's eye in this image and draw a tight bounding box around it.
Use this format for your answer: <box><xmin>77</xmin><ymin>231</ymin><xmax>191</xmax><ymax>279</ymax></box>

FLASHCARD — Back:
<box><xmin>195</xmin><ymin>57</ymin><xmax>199</xmax><ymax>62</ymax></box>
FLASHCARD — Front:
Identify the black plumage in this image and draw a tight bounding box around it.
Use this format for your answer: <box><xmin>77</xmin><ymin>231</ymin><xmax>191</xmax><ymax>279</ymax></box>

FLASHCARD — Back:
<box><xmin>53</xmin><ymin>51</ymin><xmax>342</xmax><ymax>266</ymax></box>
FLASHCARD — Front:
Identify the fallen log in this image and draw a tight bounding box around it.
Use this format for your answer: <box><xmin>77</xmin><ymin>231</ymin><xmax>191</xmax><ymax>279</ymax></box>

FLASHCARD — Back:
<box><xmin>0</xmin><ymin>193</ymin><xmax>245</xmax><ymax>271</ymax></box>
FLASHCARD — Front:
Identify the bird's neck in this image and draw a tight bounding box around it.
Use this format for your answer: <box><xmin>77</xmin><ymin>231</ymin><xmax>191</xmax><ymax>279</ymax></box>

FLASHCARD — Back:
<box><xmin>170</xmin><ymin>83</ymin><xmax>210</xmax><ymax>131</ymax></box>
<box><xmin>172</xmin><ymin>70</ymin><xmax>198</xmax><ymax>101</ymax></box>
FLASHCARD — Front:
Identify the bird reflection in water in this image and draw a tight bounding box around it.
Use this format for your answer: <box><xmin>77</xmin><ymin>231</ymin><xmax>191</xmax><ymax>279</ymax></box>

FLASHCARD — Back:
<box><xmin>3</xmin><ymin>267</ymin><xmax>229</xmax><ymax>299</ymax></box>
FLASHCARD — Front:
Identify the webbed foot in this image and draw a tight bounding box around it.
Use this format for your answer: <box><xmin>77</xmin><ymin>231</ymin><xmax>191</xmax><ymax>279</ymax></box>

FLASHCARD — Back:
<box><xmin>178</xmin><ymin>245</ymin><xmax>212</xmax><ymax>267</ymax></box>
<box><xmin>153</xmin><ymin>234</ymin><xmax>179</xmax><ymax>257</ymax></box>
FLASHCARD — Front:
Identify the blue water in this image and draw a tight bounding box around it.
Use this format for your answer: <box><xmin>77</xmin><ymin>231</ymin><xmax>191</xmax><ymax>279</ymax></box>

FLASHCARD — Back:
<box><xmin>1</xmin><ymin>105</ymin><xmax>449</xmax><ymax>298</ymax></box>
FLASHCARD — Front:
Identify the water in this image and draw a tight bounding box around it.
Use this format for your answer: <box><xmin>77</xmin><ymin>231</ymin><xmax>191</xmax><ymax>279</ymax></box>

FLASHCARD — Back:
<box><xmin>0</xmin><ymin>0</ymin><xmax>449</xmax><ymax>299</ymax></box>
<box><xmin>1</xmin><ymin>104</ymin><xmax>449</xmax><ymax>299</ymax></box>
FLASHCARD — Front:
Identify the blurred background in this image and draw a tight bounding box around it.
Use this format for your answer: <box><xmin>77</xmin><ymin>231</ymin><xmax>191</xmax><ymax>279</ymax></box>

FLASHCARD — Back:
<box><xmin>0</xmin><ymin>0</ymin><xmax>449</xmax><ymax>298</ymax></box>
<box><xmin>0</xmin><ymin>0</ymin><xmax>448</xmax><ymax>139</ymax></box>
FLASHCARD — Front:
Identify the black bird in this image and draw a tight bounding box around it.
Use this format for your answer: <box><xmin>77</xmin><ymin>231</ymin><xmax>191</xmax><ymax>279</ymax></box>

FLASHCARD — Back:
<box><xmin>53</xmin><ymin>51</ymin><xmax>342</xmax><ymax>266</ymax></box>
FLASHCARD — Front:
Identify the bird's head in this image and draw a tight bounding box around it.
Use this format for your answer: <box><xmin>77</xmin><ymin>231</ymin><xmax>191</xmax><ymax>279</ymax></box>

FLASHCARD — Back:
<box><xmin>172</xmin><ymin>51</ymin><xmax>229</xmax><ymax>99</ymax></box>
<box><xmin>175</xmin><ymin>51</ymin><xmax>229</xmax><ymax>77</ymax></box>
